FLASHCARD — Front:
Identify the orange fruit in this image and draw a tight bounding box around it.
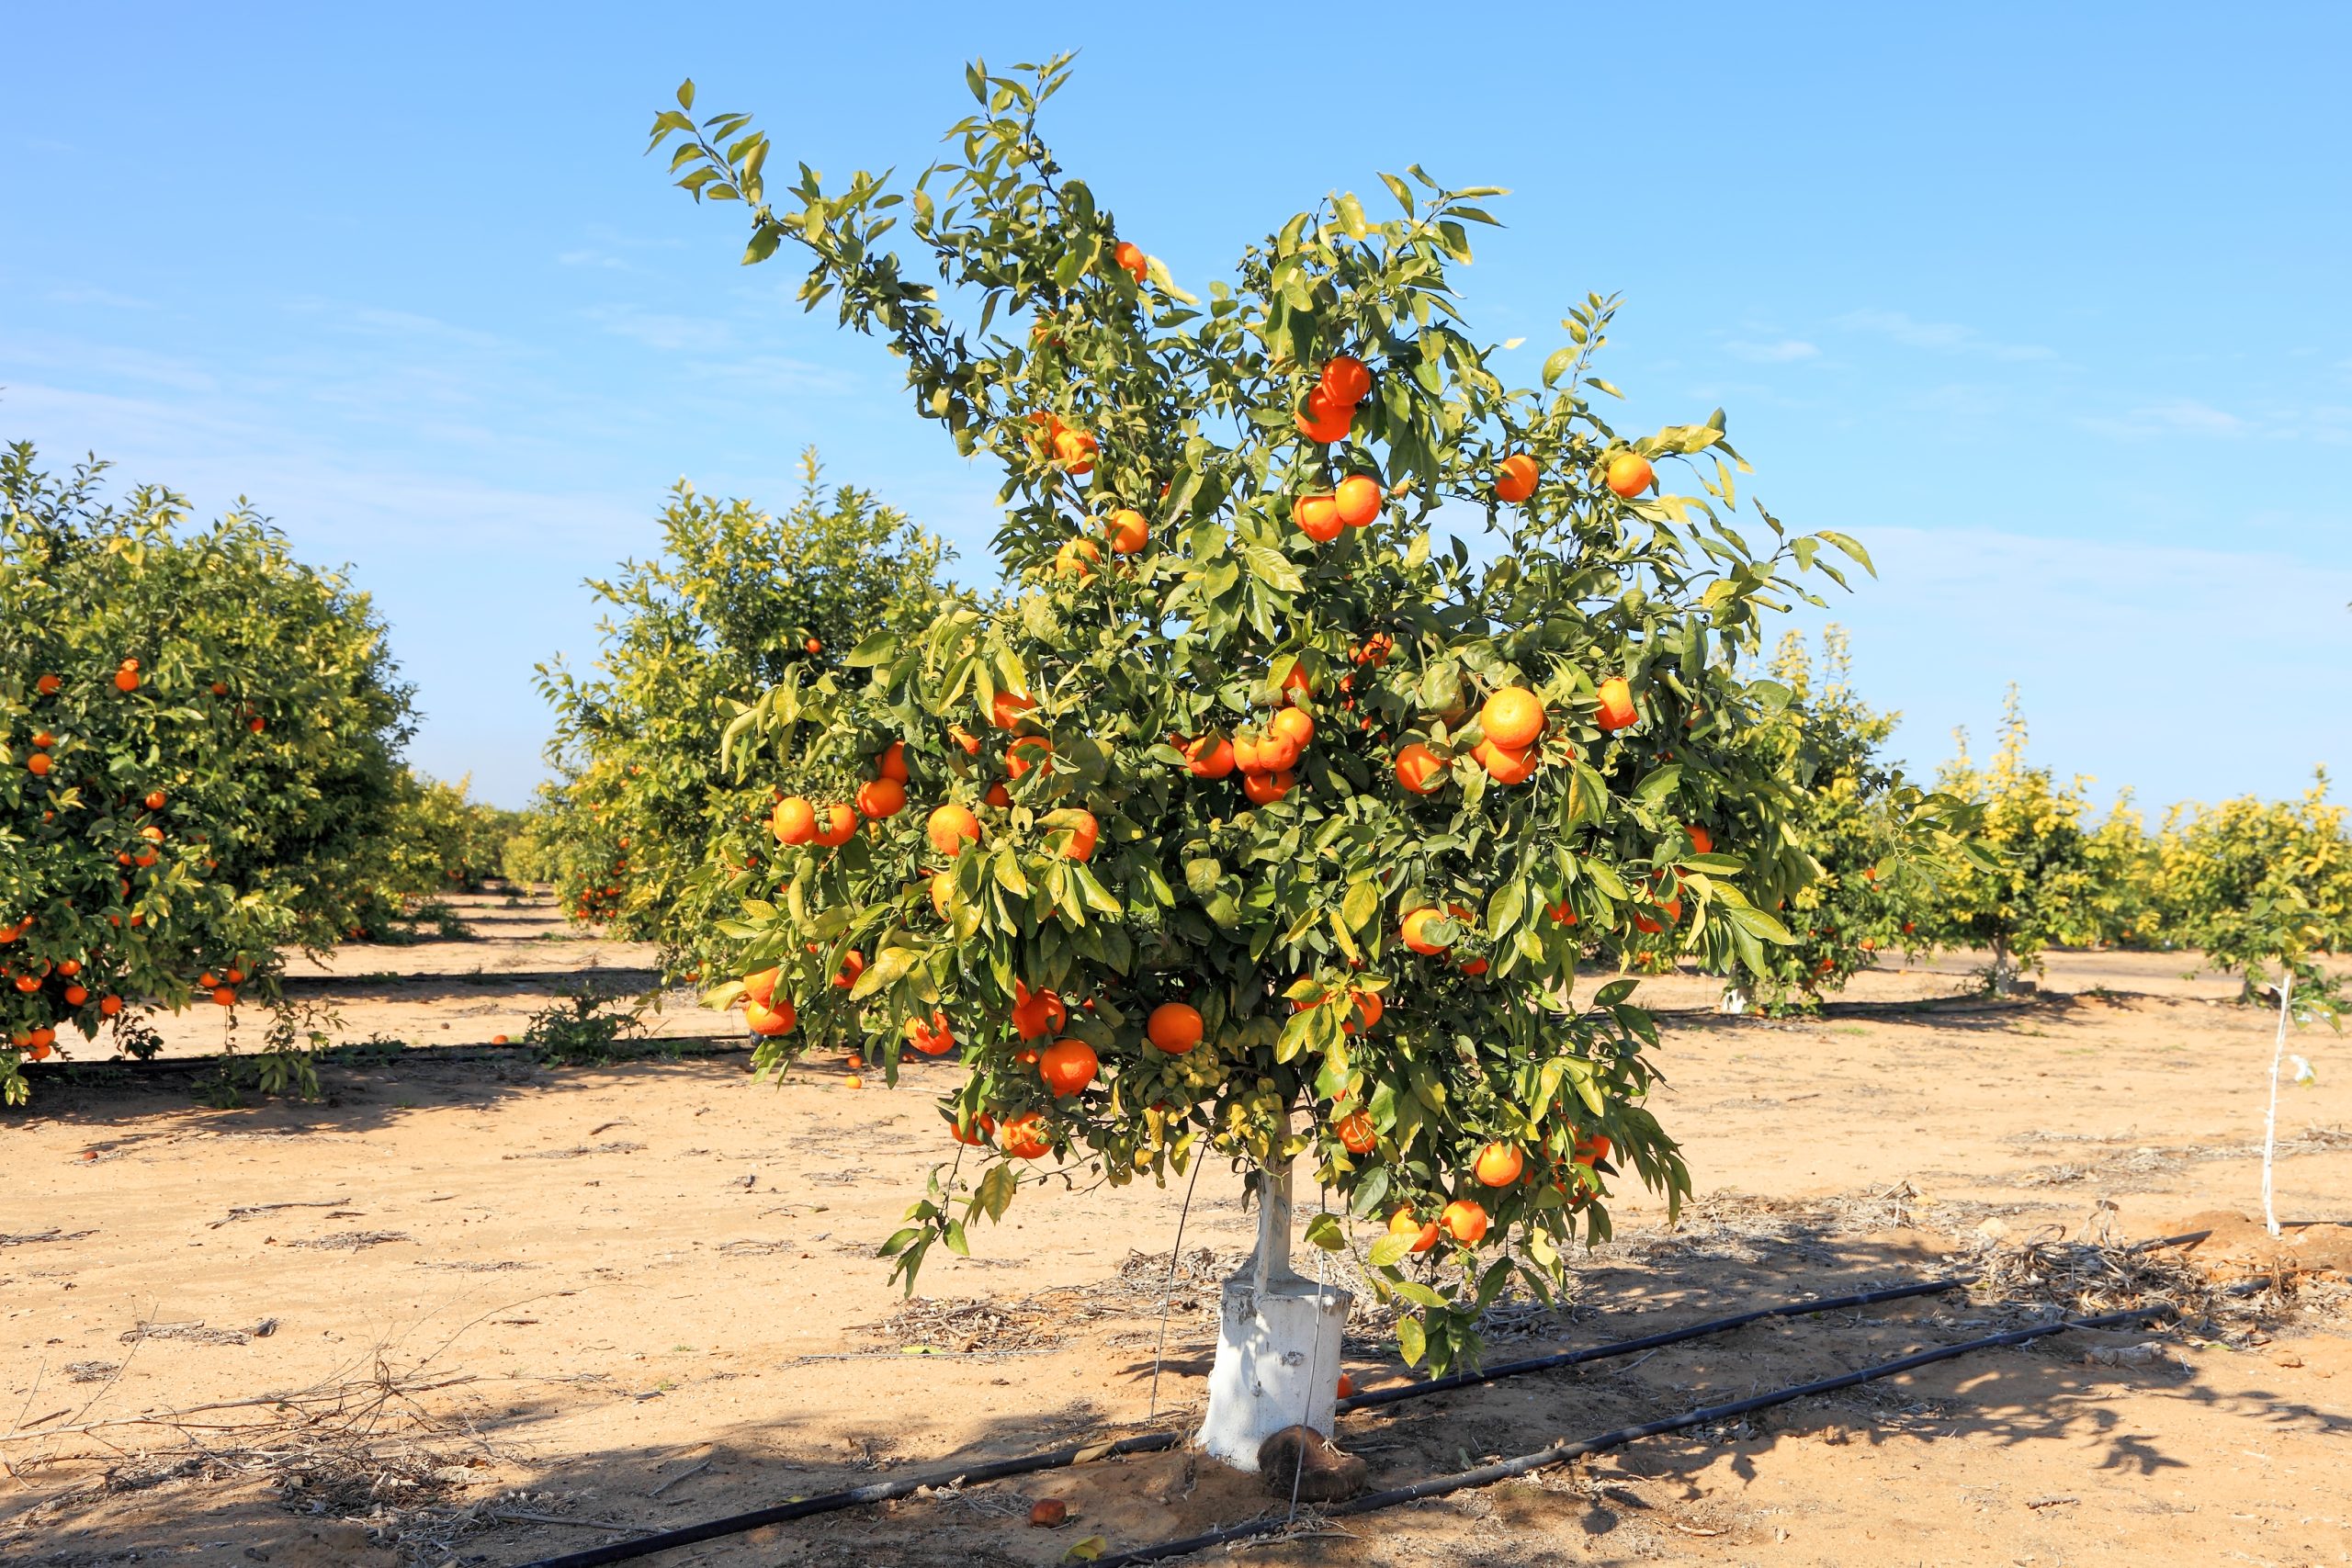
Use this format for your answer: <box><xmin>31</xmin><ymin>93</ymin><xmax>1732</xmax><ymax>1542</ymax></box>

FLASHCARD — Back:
<box><xmin>949</xmin><ymin>725</ymin><xmax>982</xmax><ymax>755</ymax></box>
<box><xmin>832</xmin><ymin>950</ymin><xmax>865</xmax><ymax>990</ymax></box>
<box><xmin>1605</xmin><ymin>452</ymin><xmax>1654</xmax><ymax>497</ymax></box>
<box><xmin>145</xmin><ymin>790</ymin><xmax>166</xmax><ymax>810</ymax></box>
<box><xmin>36</xmin><ymin>674</ymin><xmax>60</xmax><ymax>694</ymax></box>
<box><xmin>989</xmin><ymin>690</ymin><xmax>1035</xmax><ymax>730</ymax></box>
<box><xmin>63</xmin><ymin>985</ymin><xmax>87</xmax><ymax>1006</ymax></box>
<box><xmin>1007</xmin><ymin>735</ymin><xmax>1054</xmax><ymax>779</ymax></box>
<box><xmin>1270</xmin><ymin>707</ymin><xmax>1314</xmax><ymax>750</ymax></box>
<box><xmin>1146</xmin><ymin>1002</ymin><xmax>1202</xmax><ymax>1054</ymax></box>
<box><xmin>745</xmin><ymin>998</ymin><xmax>797</xmax><ymax>1035</ymax></box>
<box><xmin>1105</xmin><ymin>509</ymin><xmax>1149</xmax><ymax>554</ymax></box>
<box><xmin>1295</xmin><ymin>492</ymin><xmax>1344</xmax><ymax>542</ymax></box>
<box><xmin>1254</xmin><ymin>731</ymin><xmax>1301</xmax><ymax>772</ymax></box>
<box><xmin>212</xmin><ymin>987</ymin><xmax>236</xmax><ymax>1007</ymax></box>
<box><xmin>114</xmin><ymin>667</ymin><xmax>139</xmax><ymax>693</ymax></box>
<box><xmin>1337</xmin><ymin>1373</ymin><xmax>1356</xmax><ymax>1399</ymax></box>
<box><xmin>1182</xmin><ymin>735</ymin><xmax>1236</xmax><ymax>779</ymax></box>
<box><xmin>1334</xmin><ymin>474</ymin><xmax>1383</xmax><ymax>526</ymax></box>
<box><xmin>927</xmin><ymin>805</ymin><xmax>982</xmax><ymax>857</ymax></box>
<box><xmin>198</xmin><ymin>972</ymin><xmax>219</xmax><ymax>989</ymax></box>
<box><xmin>1295</xmin><ymin>389</ymin><xmax>1353</xmax><ymax>444</ymax></box>
<box><xmin>209</xmin><ymin>682</ymin><xmax>227</xmax><ymax>696</ymax></box>
<box><xmin>1480</xmin><ymin>687</ymin><xmax>1544</xmax><ymax>749</ymax></box>
<box><xmin>1352</xmin><ymin>633</ymin><xmax>1394</xmax><ymax>667</ymax></box>
<box><xmin>773</xmin><ymin>796</ymin><xmax>817</xmax><ymax>844</ymax></box>
<box><xmin>879</xmin><ymin>740</ymin><xmax>909</xmax><ymax>783</ymax></box>
<box><xmin>1053</xmin><ymin>809</ymin><xmax>1100</xmax><ymax>862</ymax></box>
<box><xmin>904</xmin><ymin>1010</ymin><xmax>956</xmax><ymax>1055</ymax></box>
<box><xmin>1399</xmin><ymin>907</ymin><xmax>1448</xmax><ymax>954</ymax></box>
<box><xmin>1573</xmin><ymin>1132</ymin><xmax>1612</xmax><ymax>1166</ymax></box>
<box><xmin>1320</xmin><ymin>354</ymin><xmax>1372</xmax><ymax>407</ymax></box>
<box><xmin>1387</xmin><ymin>1207</ymin><xmax>1441</xmax><ymax>1254</ymax></box>
<box><xmin>1279</xmin><ymin>664</ymin><xmax>1314</xmax><ymax>704</ymax></box>
<box><xmin>1039</xmin><ymin>1037</ymin><xmax>1098</xmax><ymax>1097</ymax></box>
<box><xmin>1012</xmin><ymin>982</ymin><xmax>1068</xmax><ymax>1041</ymax></box>
<box><xmin>1230</xmin><ymin>733</ymin><xmax>1265</xmax><ymax>773</ymax></box>
<box><xmin>1632</xmin><ymin>894</ymin><xmax>1683</xmax><ymax>934</ymax></box>
<box><xmin>31</xmin><ymin>731</ymin><xmax>53</xmax><ymax>749</ymax></box>
<box><xmin>1594</xmin><ymin>676</ymin><xmax>1638</xmax><ymax>731</ymax></box>
<box><xmin>1441</xmin><ymin>1199</ymin><xmax>1488</xmax><ymax>1245</ymax></box>
<box><xmin>1474</xmin><ymin>1143</ymin><xmax>1525</xmax><ymax>1187</ymax></box>
<box><xmin>1333</xmin><ymin>1109</ymin><xmax>1377</xmax><ymax>1155</ymax></box>
<box><xmin>248</xmin><ymin>716</ymin><xmax>266</xmax><ymax>734</ymax></box>
<box><xmin>1686</xmin><ymin>824</ymin><xmax>1713</xmax><ymax>854</ymax></box>
<box><xmin>999</xmin><ymin>1112</ymin><xmax>1052</xmax><ymax>1159</ymax></box>
<box><xmin>1240</xmin><ymin>769</ymin><xmax>1294</xmax><ymax>805</ymax></box>
<box><xmin>99</xmin><ymin>995</ymin><xmax>122</xmax><ymax>1017</ymax></box>
<box><xmin>743</xmin><ymin>967</ymin><xmax>781</xmax><ymax>1007</ymax></box>
<box><xmin>1545</xmin><ymin>900</ymin><xmax>1578</xmax><ymax>926</ymax></box>
<box><xmin>1493</xmin><ymin>453</ymin><xmax>1539</xmax><ymax>503</ymax></box>
<box><xmin>855</xmin><ymin>778</ymin><xmax>906</xmax><ymax>819</ymax></box>
<box><xmin>1395</xmin><ymin>743</ymin><xmax>1447</xmax><ymax>795</ymax></box>
<box><xmin>1052</xmin><ymin>428</ymin><xmax>1099</xmax><ymax>475</ymax></box>
<box><xmin>814</xmin><ymin>804</ymin><xmax>858</xmax><ymax>847</ymax></box>
<box><xmin>1114</xmin><ymin>241</ymin><xmax>1148</xmax><ymax>281</ymax></box>
<box><xmin>985</xmin><ymin>782</ymin><xmax>1012</xmax><ymax>808</ymax></box>
<box><xmin>26</xmin><ymin>754</ymin><xmax>51</xmax><ymax>777</ymax></box>
<box><xmin>949</xmin><ymin>1111</ymin><xmax>997</xmax><ymax>1147</ymax></box>
<box><xmin>930</xmin><ymin>871</ymin><xmax>955</xmax><ymax>919</ymax></box>
<box><xmin>1473</xmin><ymin>738</ymin><xmax>1538</xmax><ymax>785</ymax></box>
<box><xmin>1345</xmin><ymin>990</ymin><xmax>1384</xmax><ymax>1033</ymax></box>
<box><xmin>1056</xmin><ymin>536</ymin><xmax>1101</xmax><ymax>579</ymax></box>
<box><xmin>805</xmin><ymin>636</ymin><xmax>823</xmax><ymax>656</ymax></box>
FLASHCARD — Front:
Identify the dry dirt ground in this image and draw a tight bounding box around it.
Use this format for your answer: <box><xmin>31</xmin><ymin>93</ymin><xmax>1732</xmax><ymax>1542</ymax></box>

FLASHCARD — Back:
<box><xmin>5</xmin><ymin>895</ymin><xmax>2349</xmax><ymax>1568</ymax></box>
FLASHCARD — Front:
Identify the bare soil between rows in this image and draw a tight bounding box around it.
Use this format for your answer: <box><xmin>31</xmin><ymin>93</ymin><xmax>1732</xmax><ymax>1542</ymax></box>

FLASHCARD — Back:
<box><xmin>5</xmin><ymin>896</ymin><xmax>2349</xmax><ymax>1567</ymax></box>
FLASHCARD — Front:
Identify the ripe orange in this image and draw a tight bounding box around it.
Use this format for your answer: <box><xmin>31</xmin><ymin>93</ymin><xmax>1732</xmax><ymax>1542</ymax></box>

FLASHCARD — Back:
<box><xmin>1594</xmin><ymin>676</ymin><xmax>1638</xmax><ymax>731</ymax></box>
<box><xmin>832</xmin><ymin>950</ymin><xmax>865</xmax><ymax>989</ymax></box>
<box><xmin>1007</xmin><ymin>735</ymin><xmax>1054</xmax><ymax>779</ymax></box>
<box><xmin>1394</xmin><ymin>743</ymin><xmax>1446</xmax><ymax>794</ymax></box>
<box><xmin>949</xmin><ymin>725</ymin><xmax>982</xmax><ymax>756</ymax></box>
<box><xmin>1295</xmin><ymin>492</ymin><xmax>1343</xmax><ymax>542</ymax></box>
<box><xmin>1055</xmin><ymin>809</ymin><xmax>1100</xmax><ymax>862</ymax></box>
<box><xmin>1105</xmin><ymin>508</ymin><xmax>1149</xmax><ymax>554</ymax></box>
<box><xmin>1345</xmin><ymin>990</ymin><xmax>1383</xmax><ymax>1033</ymax></box>
<box><xmin>745</xmin><ymin>998</ymin><xmax>797</xmax><ymax>1035</ymax></box>
<box><xmin>927</xmin><ymin>805</ymin><xmax>981</xmax><ymax>857</ymax></box>
<box><xmin>1631</xmin><ymin>894</ymin><xmax>1683</xmax><ymax>934</ymax></box>
<box><xmin>999</xmin><ymin>1112</ymin><xmax>1052</xmax><ymax>1159</ymax></box>
<box><xmin>1279</xmin><ymin>664</ymin><xmax>1313</xmax><ymax>704</ymax></box>
<box><xmin>1605</xmin><ymin>452</ymin><xmax>1655</xmax><ymax>498</ymax></box>
<box><xmin>929</xmin><ymin>871</ymin><xmax>955</xmax><ymax>919</ymax></box>
<box><xmin>879</xmin><ymin>740</ymin><xmax>909</xmax><ymax>783</ymax></box>
<box><xmin>31</xmin><ymin>731</ymin><xmax>53</xmax><ymax>749</ymax></box>
<box><xmin>1230</xmin><ymin>733</ymin><xmax>1265</xmax><ymax>773</ymax></box>
<box><xmin>1480</xmin><ymin>687</ymin><xmax>1545</xmax><ymax>749</ymax></box>
<box><xmin>99</xmin><ymin>995</ymin><xmax>123</xmax><ymax>1017</ymax></box>
<box><xmin>1039</xmin><ymin>1038</ymin><xmax>1099</xmax><ymax>1097</ymax></box>
<box><xmin>63</xmin><ymin>985</ymin><xmax>87</xmax><ymax>1007</ymax></box>
<box><xmin>1333</xmin><ymin>1109</ymin><xmax>1376</xmax><ymax>1155</ymax></box>
<box><xmin>985</xmin><ymin>782</ymin><xmax>1012</xmax><ymax>808</ymax></box>
<box><xmin>1399</xmin><ymin>907</ymin><xmax>1447</xmax><ymax>954</ymax></box>
<box><xmin>248</xmin><ymin>716</ymin><xmax>266</xmax><ymax>734</ymax></box>
<box><xmin>209</xmin><ymin>682</ymin><xmax>228</xmax><ymax>696</ymax></box>
<box><xmin>1240</xmin><ymin>769</ymin><xmax>1294</xmax><ymax>805</ymax></box>
<box><xmin>36</xmin><ymin>673</ymin><xmax>60</xmax><ymax>694</ymax></box>
<box><xmin>1269</xmin><ymin>707</ymin><xmax>1314</xmax><ymax>750</ymax></box>
<box><xmin>1255</xmin><ymin>731</ymin><xmax>1301</xmax><ymax>772</ymax></box>
<box><xmin>1337</xmin><ymin>1372</ymin><xmax>1356</xmax><ymax>1399</ymax></box>
<box><xmin>1441</xmin><ymin>1199</ymin><xmax>1488</xmax><ymax>1245</ymax></box>
<box><xmin>1387</xmin><ymin>1206</ymin><xmax>1441</xmax><ymax>1254</ymax></box>
<box><xmin>1686</xmin><ymin>824</ymin><xmax>1713</xmax><ymax>854</ymax></box>
<box><xmin>904</xmin><ymin>1010</ymin><xmax>956</xmax><ymax>1055</ymax></box>
<box><xmin>1295</xmin><ymin>389</ymin><xmax>1353</xmax><ymax>444</ymax></box>
<box><xmin>1546</xmin><ymin>900</ymin><xmax>1578</xmax><ymax>925</ymax></box>
<box><xmin>773</xmin><ymin>796</ymin><xmax>818</xmax><ymax>844</ymax></box>
<box><xmin>1352</xmin><ymin>633</ymin><xmax>1394</xmax><ymax>668</ymax></box>
<box><xmin>1146</xmin><ymin>1001</ymin><xmax>1202</xmax><ymax>1054</ymax></box>
<box><xmin>1114</xmin><ymin>240</ymin><xmax>1148</xmax><ymax>281</ymax></box>
<box><xmin>1182</xmin><ymin>735</ymin><xmax>1236</xmax><ymax>779</ymax></box>
<box><xmin>139</xmin><ymin>825</ymin><xmax>164</xmax><ymax>843</ymax></box>
<box><xmin>1053</xmin><ymin>428</ymin><xmax>1099</xmax><ymax>475</ymax></box>
<box><xmin>743</xmin><ymin>966</ymin><xmax>781</xmax><ymax>1007</ymax></box>
<box><xmin>1474</xmin><ymin>1143</ymin><xmax>1525</xmax><ymax>1187</ymax></box>
<box><xmin>1493</xmin><ymin>453</ymin><xmax>1539</xmax><ymax>503</ymax></box>
<box><xmin>814</xmin><ymin>804</ymin><xmax>858</xmax><ymax>847</ymax></box>
<box><xmin>114</xmin><ymin>667</ymin><xmax>139</xmax><ymax>693</ymax></box>
<box><xmin>1012</xmin><ymin>981</ymin><xmax>1068</xmax><ymax>1041</ymax></box>
<box><xmin>212</xmin><ymin>987</ymin><xmax>236</xmax><ymax>1008</ymax></box>
<box><xmin>1473</xmin><ymin>738</ymin><xmax>1538</xmax><ymax>785</ymax></box>
<box><xmin>856</xmin><ymin>777</ymin><xmax>906</xmax><ymax>819</ymax></box>
<box><xmin>145</xmin><ymin>790</ymin><xmax>166</xmax><ymax>810</ymax></box>
<box><xmin>949</xmin><ymin>1111</ymin><xmax>997</xmax><ymax>1147</ymax></box>
<box><xmin>989</xmin><ymin>690</ymin><xmax>1035</xmax><ymax>730</ymax></box>
<box><xmin>805</xmin><ymin>636</ymin><xmax>823</xmax><ymax>656</ymax></box>
<box><xmin>1333</xmin><ymin>474</ymin><xmax>1383</xmax><ymax>527</ymax></box>
<box><xmin>1056</xmin><ymin>536</ymin><xmax>1101</xmax><ymax>580</ymax></box>
<box><xmin>26</xmin><ymin>754</ymin><xmax>50</xmax><ymax>777</ymax></box>
<box><xmin>1320</xmin><ymin>355</ymin><xmax>1372</xmax><ymax>407</ymax></box>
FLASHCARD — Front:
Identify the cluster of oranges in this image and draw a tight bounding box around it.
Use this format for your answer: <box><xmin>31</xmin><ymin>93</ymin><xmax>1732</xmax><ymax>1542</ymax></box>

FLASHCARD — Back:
<box><xmin>572</xmin><ymin>840</ymin><xmax>632</xmax><ymax>922</ymax></box>
<box><xmin>2</xmin><ymin>919</ymin><xmax>130</xmax><ymax>1061</ymax></box>
<box><xmin>1374</xmin><ymin>1132</ymin><xmax>1614</xmax><ymax>1251</ymax></box>
<box><xmin>1295</xmin><ymin>354</ymin><xmax>1374</xmax><ymax>445</ymax></box>
<box><xmin>1178</xmin><ymin>679</ymin><xmax>1315</xmax><ymax>807</ymax></box>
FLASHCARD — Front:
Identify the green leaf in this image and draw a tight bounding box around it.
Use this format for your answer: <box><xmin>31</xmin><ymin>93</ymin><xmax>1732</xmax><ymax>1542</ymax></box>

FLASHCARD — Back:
<box><xmin>1303</xmin><ymin>1212</ymin><xmax>1347</xmax><ymax>1251</ymax></box>
<box><xmin>1367</xmin><ymin>1232</ymin><xmax>1414</xmax><ymax>1269</ymax></box>
<box><xmin>1815</xmin><ymin>530</ymin><xmax>1876</xmax><ymax>577</ymax></box>
<box><xmin>1396</xmin><ymin>1314</ymin><xmax>1428</xmax><ymax>1368</ymax></box>
<box><xmin>850</xmin><ymin>944</ymin><xmax>922</xmax><ymax>1000</ymax></box>
<box><xmin>846</xmin><ymin>631</ymin><xmax>899</xmax><ymax>667</ymax></box>
<box><xmin>1341</xmin><ymin>878</ymin><xmax>1379</xmax><ymax>932</ymax></box>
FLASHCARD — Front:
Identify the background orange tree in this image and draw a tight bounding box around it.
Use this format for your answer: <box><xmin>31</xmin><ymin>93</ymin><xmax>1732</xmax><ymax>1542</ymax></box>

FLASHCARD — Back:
<box><xmin>1</xmin><ymin>443</ymin><xmax>416</xmax><ymax>1103</ymax></box>
<box><xmin>653</xmin><ymin>57</ymin><xmax>1922</xmax><ymax>1372</ymax></box>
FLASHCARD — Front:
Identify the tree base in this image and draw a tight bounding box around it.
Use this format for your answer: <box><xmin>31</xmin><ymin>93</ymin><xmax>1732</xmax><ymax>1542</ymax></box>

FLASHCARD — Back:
<box><xmin>1194</xmin><ymin>1267</ymin><xmax>1352</xmax><ymax>1470</ymax></box>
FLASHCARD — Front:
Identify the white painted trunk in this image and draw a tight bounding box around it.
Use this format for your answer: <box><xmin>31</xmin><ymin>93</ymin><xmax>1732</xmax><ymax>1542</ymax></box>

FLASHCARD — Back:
<box><xmin>1718</xmin><ymin>983</ymin><xmax>1752</xmax><ymax>1016</ymax></box>
<box><xmin>1194</xmin><ymin>1157</ymin><xmax>1351</xmax><ymax>1470</ymax></box>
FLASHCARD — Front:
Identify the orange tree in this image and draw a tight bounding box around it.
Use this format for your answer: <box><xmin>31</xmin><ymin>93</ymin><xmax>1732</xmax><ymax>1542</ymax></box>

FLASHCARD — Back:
<box><xmin>535</xmin><ymin>453</ymin><xmax>944</xmax><ymax>978</ymax></box>
<box><xmin>653</xmin><ymin>58</ymin><xmax>1881</xmax><ymax>1376</ymax></box>
<box><xmin>2141</xmin><ymin>776</ymin><xmax>2349</xmax><ymax>1017</ymax></box>
<box><xmin>1</xmin><ymin>443</ymin><xmax>414</xmax><ymax>1103</ymax></box>
<box><xmin>1701</xmin><ymin>628</ymin><xmax>1978</xmax><ymax>1011</ymax></box>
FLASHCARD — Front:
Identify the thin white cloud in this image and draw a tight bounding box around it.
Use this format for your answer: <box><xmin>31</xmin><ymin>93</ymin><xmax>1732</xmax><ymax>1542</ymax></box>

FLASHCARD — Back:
<box><xmin>1838</xmin><ymin>308</ymin><xmax>2056</xmax><ymax>363</ymax></box>
<box><xmin>1724</xmin><ymin>338</ymin><xmax>1821</xmax><ymax>364</ymax></box>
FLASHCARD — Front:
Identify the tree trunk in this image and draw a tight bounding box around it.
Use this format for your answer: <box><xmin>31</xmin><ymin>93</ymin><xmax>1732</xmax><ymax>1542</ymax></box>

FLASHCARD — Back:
<box><xmin>1718</xmin><ymin>982</ymin><xmax>1753</xmax><ymax>1016</ymax></box>
<box><xmin>1194</xmin><ymin>1155</ymin><xmax>1352</xmax><ymax>1470</ymax></box>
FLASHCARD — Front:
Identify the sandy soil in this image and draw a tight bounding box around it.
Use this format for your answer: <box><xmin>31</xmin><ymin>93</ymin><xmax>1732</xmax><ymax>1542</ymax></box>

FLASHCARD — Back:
<box><xmin>4</xmin><ymin>903</ymin><xmax>2349</xmax><ymax>1567</ymax></box>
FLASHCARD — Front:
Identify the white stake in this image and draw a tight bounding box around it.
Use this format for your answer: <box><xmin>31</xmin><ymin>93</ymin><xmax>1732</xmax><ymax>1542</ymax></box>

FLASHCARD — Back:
<box><xmin>2261</xmin><ymin>967</ymin><xmax>2294</xmax><ymax>1238</ymax></box>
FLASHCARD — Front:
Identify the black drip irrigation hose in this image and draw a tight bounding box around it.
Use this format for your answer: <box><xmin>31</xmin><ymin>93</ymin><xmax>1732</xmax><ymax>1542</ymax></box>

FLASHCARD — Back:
<box><xmin>1093</xmin><ymin>1302</ymin><xmax>2177</xmax><ymax>1567</ymax></box>
<box><xmin>509</xmin><ymin>1274</ymin><xmax>1973</xmax><ymax>1568</ymax></box>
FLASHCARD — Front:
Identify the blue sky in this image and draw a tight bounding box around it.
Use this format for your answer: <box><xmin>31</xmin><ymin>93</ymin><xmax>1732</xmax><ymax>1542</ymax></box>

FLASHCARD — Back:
<box><xmin>5</xmin><ymin>2</ymin><xmax>2346</xmax><ymax>811</ymax></box>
